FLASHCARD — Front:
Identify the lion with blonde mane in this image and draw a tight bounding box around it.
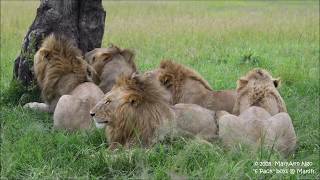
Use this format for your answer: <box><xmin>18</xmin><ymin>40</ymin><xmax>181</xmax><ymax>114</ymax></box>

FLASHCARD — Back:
<box><xmin>145</xmin><ymin>60</ymin><xmax>236</xmax><ymax>113</ymax></box>
<box><xmin>218</xmin><ymin>68</ymin><xmax>296</xmax><ymax>156</ymax></box>
<box><xmin>85</xmin><ymin>45</ymin><xmax>137</xmax><ymax>93</ymax></box>
<box><xmin>24</xmin><ymin>34</ymin><xmax>104</xmax><ymax>131</ymax></box>
<box><xmin>90</xmin><ymin>74</ymin><xmax>219</xmax><ymax>149</ymax></box>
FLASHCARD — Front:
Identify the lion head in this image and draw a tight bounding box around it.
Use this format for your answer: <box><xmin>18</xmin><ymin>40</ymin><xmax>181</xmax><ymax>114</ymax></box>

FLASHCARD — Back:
<box><xmin>145</xmin><ymin>60</ymin><xmax>212</xmax><ymax>104</ymax></box>
<box><xmin>90</xmin><ymin>73</ymin><xmax>173</xmax><ymax>147</ymax></box>
<box><xmin>85</xmin><ymin>45</ymin><xmax>137</xmax><ymax>93</ymax></box>
<box><xmin>233</xmin><ymin>68</ymin><xmax>287</xmax><ymax>115</ymax></box>
<box><xmin>145</xmin><ymin>60</ymin><xmax>237</xmax><ymax>113</ymax></box>
<box><xmin>34</xmin><ymin>34</ymin><xmax>99</xmax><ymax>110</ymax></box>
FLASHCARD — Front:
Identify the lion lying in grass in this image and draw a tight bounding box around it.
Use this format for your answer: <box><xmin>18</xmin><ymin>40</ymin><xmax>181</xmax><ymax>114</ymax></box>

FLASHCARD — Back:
<box><xmin>24</xmin><ymin>34</ymin><xmax>100</xmax><ymax>113</ymax></box>
<box><xmin>24</xmin><ymin>34</ymin><xmax>104</xmax><ymax>130</ymax></box>
<box><xmin>218</xmin><ymin>68</ymin><xmax>296</xmax><ymax>156</ymax></box>
<box><xmin>90</xmin><ymin>74</ymin><xmax>219</xmax><ymax>149</ymax></box>
<box><xmin>85</xmin><ymin>45</ymin><xmax>137</xmax><ymax>93</ymax></box>
<box><xmin>145</xmin><ymin>60</ymin><xmax>236</xmax><ymax>113</ymax></box>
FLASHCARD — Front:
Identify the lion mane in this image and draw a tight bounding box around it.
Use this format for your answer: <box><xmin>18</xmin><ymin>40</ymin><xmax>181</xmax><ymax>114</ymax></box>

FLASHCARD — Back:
<box><xmin>107</xmin><ymin>75</ymin><xmax>173</xmax><ymax>147</ymax></box>
<box><xmin>233</xmin><ymin>68</ymin><xmax>287</xmax><ymax>115</ymax></box>
<box><xmin>155</xmin><ymin>60</ymin><xmax>236</xmax><ymax>113</ymax></box>
<box><xmin>34</xmin><ymin>34</ymin><xmax>97</xmax><ymax>109</ymax></box>
<box><xmin>159</xmin><ymin>60</ymin><xmax>213</xmax><ymax>103</ymax></box>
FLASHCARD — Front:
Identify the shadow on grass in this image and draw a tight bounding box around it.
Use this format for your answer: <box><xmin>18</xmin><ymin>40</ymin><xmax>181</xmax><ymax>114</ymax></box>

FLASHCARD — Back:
<box><xmin>0</xmin><ymin>79</ymin><xmax>41</xmax><ymax>106</ymax></box>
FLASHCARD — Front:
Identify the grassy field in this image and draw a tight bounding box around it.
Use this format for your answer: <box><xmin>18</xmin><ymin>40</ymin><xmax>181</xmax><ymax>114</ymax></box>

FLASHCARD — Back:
<box><xmin>1</xmin><ymin>1</ymin><xmax>319</xmax><ymax>179</ymax></box>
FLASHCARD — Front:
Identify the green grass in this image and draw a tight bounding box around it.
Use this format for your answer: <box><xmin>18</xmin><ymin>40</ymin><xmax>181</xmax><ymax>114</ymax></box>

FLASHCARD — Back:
<box><xmin>1</xmin><ymin>1</ymin><xmax>319</xmax><ymax>179</ymax></box>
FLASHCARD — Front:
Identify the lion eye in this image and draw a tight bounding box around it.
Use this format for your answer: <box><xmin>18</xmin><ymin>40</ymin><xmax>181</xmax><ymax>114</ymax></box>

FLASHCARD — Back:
<box><xmin>105</xmin><ymin>100</ymin><xmax>111</xmax><ymax>104</ymax></box>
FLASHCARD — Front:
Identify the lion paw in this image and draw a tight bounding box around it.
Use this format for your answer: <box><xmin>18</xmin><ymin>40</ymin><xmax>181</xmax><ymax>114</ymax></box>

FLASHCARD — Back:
<box><xmin>24</xmin><ymin>102</ymin><xmax>50</xmax><ymax>112</ymax></box>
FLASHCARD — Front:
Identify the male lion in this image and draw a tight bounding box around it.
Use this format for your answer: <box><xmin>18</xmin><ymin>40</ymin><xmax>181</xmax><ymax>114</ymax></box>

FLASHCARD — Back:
<box><xmin>218</xmin><ymin>69</ymin><xmax>296</xmax><ymax>156</ymax></box>
<box><xmin>24</xmin><ymin>34</ymin><xmax>100</xmax><ymax>112</ymax></box>
<box><xmin>85</xmin><ymin>45</ymin><xmax>137</xmax><ymax>93</ymax></box>
<box><xmin>90</xmin><ymin>74</ymin><xmax>219</xmax><ymax>149</ymax></box>
<box><xmin>145</xmin><ymin>60</ymin><xmax>236</xmax><ymax>113</ymax></box>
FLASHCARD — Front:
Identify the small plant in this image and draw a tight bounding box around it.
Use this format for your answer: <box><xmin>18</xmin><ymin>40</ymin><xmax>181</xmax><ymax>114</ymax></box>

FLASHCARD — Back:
<box><xmin>1</xmin><ymin>33</ymin><xmax>41</xmax><ymax>106</ymax></box>
<box><xmin>0</xmin><ymin>79</ymin><xmax>40</xmax><ymax>106</ymax></box>
<box><xmin>240</xmin><ymin>51</ymin><xmax>262</xmax><ymax>66</ymax></box>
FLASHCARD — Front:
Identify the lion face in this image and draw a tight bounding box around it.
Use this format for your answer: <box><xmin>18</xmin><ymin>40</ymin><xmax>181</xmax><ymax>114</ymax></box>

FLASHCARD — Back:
<box><xmin>85</xmin><ymin>47</ymin><xmax>136</xmax><ymax>77</ymax></box>
<box><xmin>90</xmin><ymin>83</ymin><xmax>140</xmax><ymax>129</ymax></box>
<box><xmin>90</xmin><ymin>74</ymin><xmax>174</xmax><ymax>148</ymax></box>
<box><xmin>90</xmin><ymin>87</ymin><xmax>124</xmax><ymax>128</ymax></box>
<box><xmin>85</xmin><ymin>46</ymin><xmax>137</xmax><ymax>93</ymax></box>
<box><xmin>234</xmin><ymin>68</ymin><xmax>286</xmax><ymax>115</ymax></box>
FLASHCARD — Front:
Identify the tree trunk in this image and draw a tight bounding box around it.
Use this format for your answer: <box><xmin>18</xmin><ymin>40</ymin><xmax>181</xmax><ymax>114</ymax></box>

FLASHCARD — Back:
<box><xmin>13</xmin><ymin>0</ymin><xmax>106</xmax><ymax>86</ymax></box>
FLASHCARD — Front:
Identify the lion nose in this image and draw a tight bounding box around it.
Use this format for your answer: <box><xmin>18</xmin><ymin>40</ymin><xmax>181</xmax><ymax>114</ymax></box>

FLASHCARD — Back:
<box><xmin>90</xmin><ymin>112</ymin><xmax>95</xmax><ymax>117</ymax></box>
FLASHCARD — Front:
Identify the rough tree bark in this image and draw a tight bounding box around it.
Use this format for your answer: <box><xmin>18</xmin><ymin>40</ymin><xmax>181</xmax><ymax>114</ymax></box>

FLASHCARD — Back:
<box><xmin>13</xmin><ymin>0</ymin><xmax>106</xmax><ymax>86</ymax></box>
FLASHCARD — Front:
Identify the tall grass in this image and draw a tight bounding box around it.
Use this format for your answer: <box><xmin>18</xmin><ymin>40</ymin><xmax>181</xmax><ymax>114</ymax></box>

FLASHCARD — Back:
<box><xmin>1</xmin><ymin>1</ymin><xmax>319</xmax><ymax>179</ymax></box>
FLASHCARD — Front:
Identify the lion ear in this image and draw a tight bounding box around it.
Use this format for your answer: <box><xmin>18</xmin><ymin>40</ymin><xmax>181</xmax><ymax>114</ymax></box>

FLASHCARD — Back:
<box><xmin>121</xmin><ymin>49</ymin><xmax>135</xmax><ymax>63</ymax></box>
<box><xmin>126</xmin><ymin>94</ymin><xmax>141</xmax><ymax>107</ymax></box>
<box><xmin>131</xmin><ymin>72</ymin><xmax>145</xmax><ymax>88</ymax></box>
<box><xmin>237</xmin><ymin>78</ymin><xmax>248</xmax><ymax>90</ymax></box>
<box><xmin>159</xmin><ymin>74</ymin><xmax>173</xmax><ymax>88</ymax></box>
<box><xmin>100</xmin><ymin>52</ymin><xmax>112</xmax><ymax>62</ymax></box>
<box><xmin>273</xmin><ymin>78</ymin><xmax>281</xmax><ymax>88</ymax></box>
<box><xmin>159</xmin><ymin>60</ymin><xmax>172</xmax><ymax>69</ymax></box>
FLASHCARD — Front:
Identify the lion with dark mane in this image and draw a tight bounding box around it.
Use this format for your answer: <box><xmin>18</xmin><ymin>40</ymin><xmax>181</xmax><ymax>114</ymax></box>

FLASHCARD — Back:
<box><xmin>145</xmin><ymin>60</ymin><xmax>236</xmax><ymax>113</ymax></box>
<box><xmin>90</xmin><ymin>74</ymin><xmax>219</xmax><ymax>149</ymax></box>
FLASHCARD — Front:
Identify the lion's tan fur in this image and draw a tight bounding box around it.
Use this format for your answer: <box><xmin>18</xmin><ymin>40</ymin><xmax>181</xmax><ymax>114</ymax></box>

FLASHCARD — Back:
<box><xmin>159</xmin><ymin>60</ymin><xmax>213</xmax><ymax>92</ymax></box>
<box><xmin>53</xmin><ymin>95</ymin><xmax>91</xmax><ymax>131</ymax></box>
<box><xmin>152</xmin><ymin>60</ymin><xmax>236</xmax><ymax>113</ymax></box>
<box><xmin>85</xmin><ymin>45</ymin><xmax>137</xmax><ymax>93</ymax></box>
<box><xmin>32</xmin><ymin>34</ymin><xmax>99</xmax><ymax>112</ymax></box>
<box><xmin>53</xmin><ymin>82</ymin><xmax>104</xmax><ymax>131</ymax></box>
<box><xmin>233</xmin><ymin>68</ymin><xmax>287</xmax><ymax>115</ymax></box>
<box><xmin>90</xmin><ymin>74</ymin><xmax>219</xmax><ymax>149</ymax></box>
<box><xmin>218</xmin><ymin>69</ymin><xmax>295</xmax><ymax>156</ymax></box>
<box><xmin>218</xmin><ymin>107</ymin><xmax>296</xmax><ymax>156</ymax></box>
